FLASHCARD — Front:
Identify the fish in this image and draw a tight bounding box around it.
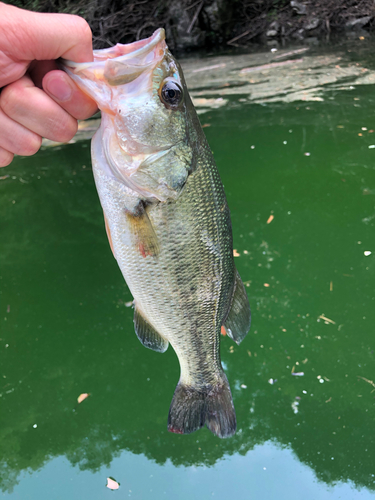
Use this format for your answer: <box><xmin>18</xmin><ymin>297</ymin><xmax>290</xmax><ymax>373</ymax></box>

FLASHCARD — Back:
<box><xmin>62</xmin><ymin>28</ymin><xmax>251</xmax><ymax>438</ymax></box>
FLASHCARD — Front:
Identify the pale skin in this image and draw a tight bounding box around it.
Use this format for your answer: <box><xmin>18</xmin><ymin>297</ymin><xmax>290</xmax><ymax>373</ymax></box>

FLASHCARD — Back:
<box><xmin>0</xmin><ymin>2</ymin><xmax>97</xmax><ymax>167</ymax></box>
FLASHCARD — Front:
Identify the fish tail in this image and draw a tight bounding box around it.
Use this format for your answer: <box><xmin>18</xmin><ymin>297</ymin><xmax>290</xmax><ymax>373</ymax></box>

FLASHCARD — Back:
<box><xmin>167</xmin><ymin>374</ymin><xmax>236</xmax><ymax>438</ymax></box>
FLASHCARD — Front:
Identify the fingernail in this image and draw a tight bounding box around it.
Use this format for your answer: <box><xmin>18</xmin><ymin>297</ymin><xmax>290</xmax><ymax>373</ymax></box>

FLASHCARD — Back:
<box><xmin>46</xmin><ymin>75</ymin><xmax>72</xmax><ymax>102</ymax></box>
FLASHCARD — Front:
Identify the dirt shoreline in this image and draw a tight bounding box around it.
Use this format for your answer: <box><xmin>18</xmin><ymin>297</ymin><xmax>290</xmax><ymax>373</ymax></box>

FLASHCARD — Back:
<box><xmin>10</xmin><ymin>0</ymin><xmax>375</xmax><ymax>52</ymax></box>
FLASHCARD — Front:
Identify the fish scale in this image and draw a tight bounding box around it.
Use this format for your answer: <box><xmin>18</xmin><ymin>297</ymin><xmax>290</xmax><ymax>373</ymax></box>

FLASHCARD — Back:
<box><xmin>62</xmin><ymin>27</ymin><xmax>250</xmax><ymax>438</ymax></box>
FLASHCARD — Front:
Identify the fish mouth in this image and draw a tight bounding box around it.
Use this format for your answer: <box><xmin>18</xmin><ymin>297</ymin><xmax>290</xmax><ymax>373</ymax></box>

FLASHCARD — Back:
<box><xmin>61</xmin><ymin>28</ymin><xmax>166</xmax><ymax>88</ymax></box>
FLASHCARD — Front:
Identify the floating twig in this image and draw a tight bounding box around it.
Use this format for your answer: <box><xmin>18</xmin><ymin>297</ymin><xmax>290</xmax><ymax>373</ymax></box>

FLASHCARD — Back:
<box><xmin>318</xmin><ymin>314</ymin><xmax>336</xmax><ymax>324</ymax></box>
<box><xmin>358</xmin><ymin>376</ymin><xmax>375</xmax><ymax>388</ymax></box>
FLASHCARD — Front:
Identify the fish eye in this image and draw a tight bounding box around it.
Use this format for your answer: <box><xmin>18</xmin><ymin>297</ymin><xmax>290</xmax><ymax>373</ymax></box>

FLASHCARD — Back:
<box><xmin>160</xmin><ymin>80</ymin><xmax>183</xmax><ymax>109</ymax></box>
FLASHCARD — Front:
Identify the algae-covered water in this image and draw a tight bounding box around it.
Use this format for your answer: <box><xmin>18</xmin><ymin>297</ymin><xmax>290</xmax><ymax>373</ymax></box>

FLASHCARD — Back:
<box><xmin>1</xmin><ymin>38</ymin><xmax>375</xmax><ymax>499</ymax></box>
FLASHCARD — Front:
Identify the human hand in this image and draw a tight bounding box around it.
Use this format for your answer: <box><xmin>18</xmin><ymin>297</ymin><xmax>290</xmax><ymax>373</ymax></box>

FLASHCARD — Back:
<box><xmin>0</xmin><ymin>3</ymin><xmax>98</xmax><ymax>167</ymax></box>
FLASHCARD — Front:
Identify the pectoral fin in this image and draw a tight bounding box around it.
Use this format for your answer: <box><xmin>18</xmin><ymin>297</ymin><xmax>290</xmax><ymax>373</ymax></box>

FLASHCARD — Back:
<box><xmin>103</xmin><ymin>213</ymin><xmax>115</xmax><ymax>256</ymax></box>
<box><xmin>223</xmin><ymin>270</ymin><xmax>251</xmax><ymax>345</ymax></box>
<box><xmin>126</xmin><ymin>203</ymin><xmax>159</xmax><ymax>258</ymax></box>
<box><xmin>134</xmin><ymin>307</ymin><xmax>168</xmax><ymax>353</ymax></box>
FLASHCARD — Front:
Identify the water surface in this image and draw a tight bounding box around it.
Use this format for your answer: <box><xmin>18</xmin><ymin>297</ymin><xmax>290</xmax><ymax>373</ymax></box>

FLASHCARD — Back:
<box><xmin>1</xmin><ymin>38</ymin><xmax>375</xmax><ymax>499</ymax></box>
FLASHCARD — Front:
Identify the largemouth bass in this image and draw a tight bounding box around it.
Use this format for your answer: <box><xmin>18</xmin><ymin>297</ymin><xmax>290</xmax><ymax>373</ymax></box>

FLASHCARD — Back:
<box><xmin>62</xmin><ymin>28</ymin><xmax>250</xmax><ymax>438</ymax></box>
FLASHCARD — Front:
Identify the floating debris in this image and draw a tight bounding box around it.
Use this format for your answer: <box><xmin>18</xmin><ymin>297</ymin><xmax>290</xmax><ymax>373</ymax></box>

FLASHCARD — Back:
<box><xmin>292</xmin><ymin>372</ymin><xmax>304</xmax><ymax>377</ymax></box>
<box><xmin>240</xmin><ymin>59</ymin><xmax>304</xmax><ymax>74</ymax></box>
<box><xmin>268</xmin><ymin>378</ymin><xmax>277</xmax><ymax>385</ymax></box>
<box><xmin>264</xmin><ymin>283</ymin><xmax>270</xmax><ymax>287</ymax></box>
<box><xmin>192</xmin><ymin>97</ymin><xmax>228</xmax><ymax>109</ymax></box>
<box><xmin>364</xmin><ymin>251</ymin><xmax>372</xmax><ymax>256</ymax></box>
<box><xmin>0</xmin><ymin>175</ymin><xmax>9</xmax><ymax>181</ymax></box>
<box><xmin>304</xmin><ymin>152</ymin><xmax>311</xmax><ymax>156</ymax></box>
<box><xmin>274</xmin><ymin>47</ymin><xmax>309</xmax><ymax>59</ymax></box>
<box><xmin>221</xmin><ymin>325</ymin><xmax>227</xmax><ymax>336</ymax></box>
<box><xmin>241</xmin><ymin>384</ymin><xmax>247</xmax><ymax>389</ymax></box>
<box><xmin>77</xmin><ymin>393</ymin><xmax>90</xmax><ymax>404</ymax></box>
<box><xmin>106</xmin><ymin>477</ymin><xmax>120</xmax><ymax>490</ymax></box>
<box><xmin>124</xmin><ymin>301</ymin><xmax>134</xmax><ymax>307</ymax></box>
<box><xmin>291</xmin><ymin>401</ymin><xmax>299</xmax><ymax>414</ymax></box>
<box><xmin>192</xmin><ymin>63</ymin><xmax>226</xmax><ymax>73</ymax></box>
<box><xmin>267</xmin><ymin>215</ymin><xmax>274</xmax><ymax>224</ymax></box>
<box><xmin>233</xmin><ymin>249</ymin><xmax>240</xmax><ymax>257</ymax></box>
<box><xmin>357</xmin><ymin>376</ymin><xmax>375</xmax><ymax>388</ymax></box>
<box><xmin>318</xmin><ymin>314</ymin><xmax>336</xmax><ymax>325</ymax></box>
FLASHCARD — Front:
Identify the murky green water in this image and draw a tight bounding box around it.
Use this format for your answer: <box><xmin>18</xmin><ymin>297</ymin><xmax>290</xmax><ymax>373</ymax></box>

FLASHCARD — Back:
<box><xmin>1</xmin><ymin>39</ymin><xmax>375</xmax><ymax>499</ymax></box>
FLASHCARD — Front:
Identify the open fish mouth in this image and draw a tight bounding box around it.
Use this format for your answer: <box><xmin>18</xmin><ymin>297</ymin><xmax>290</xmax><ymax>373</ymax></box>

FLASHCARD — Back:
<box><xmin>61</xmin><ymin>28</ymin><xmax>166</xmax><ymax>86</ymax></box>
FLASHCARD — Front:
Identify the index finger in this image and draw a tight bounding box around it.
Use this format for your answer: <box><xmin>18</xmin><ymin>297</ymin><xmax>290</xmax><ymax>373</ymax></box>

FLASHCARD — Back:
<box><xmin>0</xmin><ymin>3</ymin><xmax>93</xmax><ymax>63</ymax></box>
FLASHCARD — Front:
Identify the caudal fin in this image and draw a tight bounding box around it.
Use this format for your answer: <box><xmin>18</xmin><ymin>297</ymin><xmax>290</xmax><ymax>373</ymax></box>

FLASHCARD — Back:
<box><xmin>167</xmin><ymin>375</ymin><xmax>236</xmax><ymax>438</ymax></box>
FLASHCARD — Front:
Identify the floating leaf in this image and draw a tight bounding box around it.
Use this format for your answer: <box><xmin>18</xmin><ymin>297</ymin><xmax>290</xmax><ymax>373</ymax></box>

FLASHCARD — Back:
<box><xmin>77</xmin><ymin>393</ymin><xmax>90</xmax><ymax>404</ymax></box>
<box><xmin>106</xmin><ymin>477</ymin><xmax>120</xmax><ymax>490</ymax></box>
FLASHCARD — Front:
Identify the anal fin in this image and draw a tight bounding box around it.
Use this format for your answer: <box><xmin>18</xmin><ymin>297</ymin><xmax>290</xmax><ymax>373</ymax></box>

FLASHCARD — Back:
<box><xmin>134</xmin><ymin>307</ymin><xmax>168</xmax><ymax>353</ymax></box>
<box><xmin>223</xmin><ymin>269</ymin><xmax>251</xmax><ymax>345</ymax></box>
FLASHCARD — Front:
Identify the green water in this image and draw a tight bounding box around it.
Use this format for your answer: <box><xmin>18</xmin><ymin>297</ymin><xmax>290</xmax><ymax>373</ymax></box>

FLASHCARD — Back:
<box><xmin>1</xmin><ymin>43</ymin><xmax>375</xmax><ymax>500</ymax></box>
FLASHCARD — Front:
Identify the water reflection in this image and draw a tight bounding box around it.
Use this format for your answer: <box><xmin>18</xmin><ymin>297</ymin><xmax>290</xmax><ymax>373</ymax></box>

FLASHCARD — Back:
<box><xmin>1</xmin><ymin>41</ymin><xmax>375</xmax><ymax>498</ymax></box>
<box><xmin>5</xmin><ymin>443</ymin><xmax>375</xmax><ymax>500</ymax></box>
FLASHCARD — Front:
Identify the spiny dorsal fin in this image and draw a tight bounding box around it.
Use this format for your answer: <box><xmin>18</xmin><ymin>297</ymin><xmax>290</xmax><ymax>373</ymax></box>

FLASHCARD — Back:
<box><xmin>223</xmin><ymin>270</ymin><xmax>251</xmax><ymax>345</ymax></box>
<box><xmin>134</xmin><ymin>307</ymin><xmax>168</xmax><ymax>353</ymax></box>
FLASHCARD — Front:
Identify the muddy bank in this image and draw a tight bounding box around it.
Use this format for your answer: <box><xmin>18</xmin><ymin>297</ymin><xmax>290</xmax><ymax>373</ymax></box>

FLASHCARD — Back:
<box><xmin>10</xmin><ymin>0</ymin><xmax>375</xmax><ymax>52</ymax></box>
